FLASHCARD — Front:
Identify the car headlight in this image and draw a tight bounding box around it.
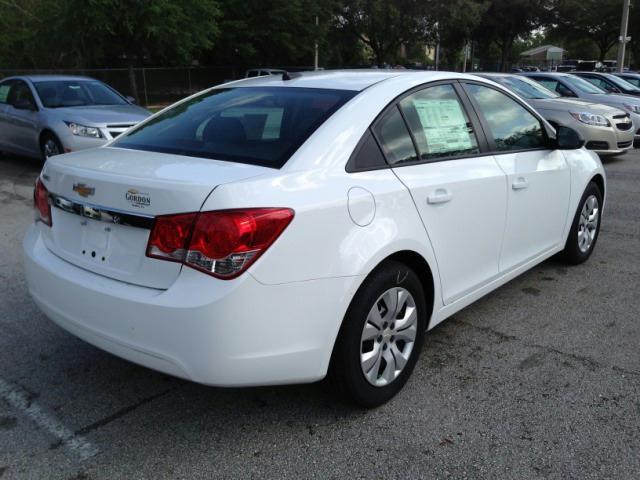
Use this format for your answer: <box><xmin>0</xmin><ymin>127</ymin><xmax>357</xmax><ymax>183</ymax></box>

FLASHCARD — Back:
<box><xmin>622</xmin><ymin>103</ymin><xmax>640</xmax><ymax>114</ymax></box>
<box><xmin>569</xmin><ymin>111</ymin><xmax>610</xmax><ymax>127</ymax></box>
<box><xmin>64</xmin><ymin>121</ymin><xmax>102</xmax><ymax>138</ymax></box>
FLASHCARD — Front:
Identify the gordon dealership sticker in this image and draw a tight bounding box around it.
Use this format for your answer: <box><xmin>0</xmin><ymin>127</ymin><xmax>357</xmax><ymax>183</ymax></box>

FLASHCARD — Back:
<box><xmin>125</xmin><ymin>189</ymin><xmax>151</xmax><ymax>209</ymax></box>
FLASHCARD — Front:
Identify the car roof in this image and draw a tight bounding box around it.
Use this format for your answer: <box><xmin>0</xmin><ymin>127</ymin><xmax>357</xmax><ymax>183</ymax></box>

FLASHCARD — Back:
<box><xmin>4</xmin><ymin>75</ymin><xmax>96</xmax><ymax>83</ymax></box>
<box><xmin>227</xmin><ymin>69</ymin><xmax>472</xmax><ymax>91</ymax></box>
<box><xmin>521</xmin><ymin>72</ymin><xmax>571</xmax><ymax>78</ymax></box>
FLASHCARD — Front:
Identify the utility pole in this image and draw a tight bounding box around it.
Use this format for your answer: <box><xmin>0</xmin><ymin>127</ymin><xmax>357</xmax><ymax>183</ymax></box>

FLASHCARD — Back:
<box><xmin>435</xmin><ymin>22</ymin><xmax>440</xmax><ymax>71</ymax></box>
<box><xmin>617</xmin><ymin>0</ymin><xmax>631</xmax><ymax>73</ymax></box>
<box><xmin>314</xmin><ymin>16</ymin><xmax>319</xmax><ymax>71</ymax></box>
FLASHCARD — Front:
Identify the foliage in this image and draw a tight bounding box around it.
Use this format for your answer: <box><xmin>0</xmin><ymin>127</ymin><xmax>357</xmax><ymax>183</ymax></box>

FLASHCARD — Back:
<box><xmin>0</xmin><ymin>0</ymin><xmax>635</xmax><ymax>75</ymax></box>
<box><xmin>336</xmin><ymin>0</ymin><xmax>432</xmax><ymax>65</ymax></box>
<box><xmin>550</xmin><ymin>0</ymin><xmax>623</xmax><ymax>61</ymax></box>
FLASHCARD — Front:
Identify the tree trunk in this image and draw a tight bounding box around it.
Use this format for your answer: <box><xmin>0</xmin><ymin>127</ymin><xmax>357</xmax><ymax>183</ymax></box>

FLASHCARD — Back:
<box><xmin>127</xmin><ymin>57</ymin><xmax>139</xmax><ymax>104</ymax></box>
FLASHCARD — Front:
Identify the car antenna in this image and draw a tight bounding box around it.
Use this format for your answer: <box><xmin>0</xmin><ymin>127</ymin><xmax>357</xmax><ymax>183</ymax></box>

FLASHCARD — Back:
<box><xmin>282</xmin><ymin>71</ymin><xmax>303</xmax><ymax>81</ymax></box>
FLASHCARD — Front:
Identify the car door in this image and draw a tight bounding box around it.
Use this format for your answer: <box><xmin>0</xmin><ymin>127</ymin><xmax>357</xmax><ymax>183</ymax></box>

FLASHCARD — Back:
<box><xmin>4</xmin><ymin>80</ymin><xmax>40</xmax><ymax>157</ymax></box>
<box><xmin>373</xmin><ymin>82</ymin><xmax>508</xmax><ymax>305</ymax></box>
<box><xmin>461</xmin><ymin>81</ymin><xmax>571</xmax><ymax>272</ymax></box>
<box><xmin>0</xmin><ymin>80</ymin><xmax>13</xmax><ymax>151</ymax></box>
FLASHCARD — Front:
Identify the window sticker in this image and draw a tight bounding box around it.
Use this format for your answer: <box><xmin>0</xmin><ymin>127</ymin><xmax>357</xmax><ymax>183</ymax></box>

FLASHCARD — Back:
<box><xmin>413</xmin><ymin>99</ymin><xmax>474</xmax><ymax>154</ymax></box>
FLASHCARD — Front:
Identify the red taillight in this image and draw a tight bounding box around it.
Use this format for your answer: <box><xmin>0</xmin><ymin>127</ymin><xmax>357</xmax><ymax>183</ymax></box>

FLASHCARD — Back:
<box><xmin>146</xmin><ymin>208</ymin><xmax>294</xmax><ymax>279</ymax></box>
<box><xmin>34</xmin><ymin>177</ymin><xmax>52</xmax><ymax>226</ymax></box>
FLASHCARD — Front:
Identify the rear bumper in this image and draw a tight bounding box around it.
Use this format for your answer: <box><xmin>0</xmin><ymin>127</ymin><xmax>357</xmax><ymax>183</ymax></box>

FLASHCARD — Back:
<box><xmin>23</xmin><ymin>224</ymin><xmax>359</xmax><ymax>386</ymax></box>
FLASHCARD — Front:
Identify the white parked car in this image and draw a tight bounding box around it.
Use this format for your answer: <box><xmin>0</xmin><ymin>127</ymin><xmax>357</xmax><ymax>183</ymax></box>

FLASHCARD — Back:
<box><xmin>24</xmin><ymin>71</ymin><xmax>605</xmax><ymax>407</ymax></box>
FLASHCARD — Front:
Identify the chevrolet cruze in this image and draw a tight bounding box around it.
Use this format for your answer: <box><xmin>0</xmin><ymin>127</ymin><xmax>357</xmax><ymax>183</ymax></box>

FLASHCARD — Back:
<box><xmin>0</xmin><ymin>75</ymin><xmax>150</xmax><ymax>160</ymax></box>
<box><xmin>24</xmin><ymin>71</ymin><xmax>605</xmax><ymax>407</ymax></box>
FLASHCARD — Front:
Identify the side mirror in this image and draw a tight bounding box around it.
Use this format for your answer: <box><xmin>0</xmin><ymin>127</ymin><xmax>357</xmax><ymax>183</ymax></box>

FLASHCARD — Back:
<box><xmin>126</xmin><ymin>95</ymin><xmax>137</xmax><ymax>104</ymax></box>
<box><xmin>13</xmin><ymin>98</ymin><xmax>36</xmax><ymax>111</ymax></box>
<box><xmin>556</xmin><ymin>126</ymin><xmax>584</xmax><ymax>150</ymax></box>
<box><xmin>604</xmin><ymin>84</ymin><xmax>619</xmax><ymax>93</ymax></box>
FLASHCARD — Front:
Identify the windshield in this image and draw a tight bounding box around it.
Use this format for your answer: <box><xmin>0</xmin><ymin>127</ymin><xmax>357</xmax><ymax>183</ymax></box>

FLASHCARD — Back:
<box><xmin>564</xmin><ymin>76</ymin><xmax>607</xmax><ymax>94</ymax></box>
<box><xmin>498</xmin><ymin>76</ymin><xmax>559</xmax><ymax>99</ymax></box>
<box><xmin>34</xmin><ymin>80</ymin><xmax>128</xmax><ymax>108</ymax></box>
<box><xmin>606</xmin><ymin>74</ymin><xmax>640</xmax><ymax>92</ymax></box>
<box><xmin>114</xmin><ymin>87</ymin><xmax>356</xmax><ymax>168</ymax></box>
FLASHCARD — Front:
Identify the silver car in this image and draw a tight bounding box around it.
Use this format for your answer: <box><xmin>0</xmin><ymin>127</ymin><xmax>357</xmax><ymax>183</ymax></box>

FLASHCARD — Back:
<box><xmin>0</xmin><ymin>75</ymin><xmax>151</xmax><ymax>160</ymax></box>
<box><xmin>477</xmin><ymin>73</ymin><xmax>634</xmax><ymax>156</ymax></box>
<box><xmin>521</xmin><ymin>72</ymin><xmax>640</xmax><ymax>143</ymax></box>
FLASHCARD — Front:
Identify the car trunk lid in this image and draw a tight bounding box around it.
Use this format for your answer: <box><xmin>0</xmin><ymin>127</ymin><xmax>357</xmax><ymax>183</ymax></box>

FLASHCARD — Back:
<box><xmin>39</xmin><ymin>147</ymin><xmax>270</xmax><ymax>289</ymax></box>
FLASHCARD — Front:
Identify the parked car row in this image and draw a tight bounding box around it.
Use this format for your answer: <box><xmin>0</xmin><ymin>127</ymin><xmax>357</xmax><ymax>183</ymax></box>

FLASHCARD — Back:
<box><xmin>3</xmin><ymin>69</ymin><xmax>640</xmax><ymax>164</ymax></box>
<box><xmin>475</xmin><ymin>73</ymin><xmax>634</xmax><ymax>156</ymax></box>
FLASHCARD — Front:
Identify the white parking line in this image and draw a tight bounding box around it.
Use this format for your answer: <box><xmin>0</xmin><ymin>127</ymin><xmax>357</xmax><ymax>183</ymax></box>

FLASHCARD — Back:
<box><xmin>0</xmin><ymin>377</ymin><xmax>98</xmax><ymax>461</ymax></box>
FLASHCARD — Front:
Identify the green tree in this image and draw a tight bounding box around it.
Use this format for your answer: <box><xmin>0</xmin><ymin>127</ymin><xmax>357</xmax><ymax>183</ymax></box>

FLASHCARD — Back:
<box><xmin>337</xmin><ymin>0</ymin><xmax>431</xmax><ymax>65</ymax></box>
<box><xmin>426</xmin><ymin>0</ymin><xmax>488</xmax><ymax>70</ymax></box>
<box><xmin>474</xmin><ymin>0</ymin><xmax>553</xmax><ymax>71</ymax></box>
<box><xmin>54</xmin><ymin>0</ymin><xmax>221</xmax><ymax>101</ymax></box>
<box><xmin>550</xmin><ymin>0</ymin><xmax>623</xmax><ymax>62</ymax></box>
<box><xmin>209</xmin><ymin>0</ymin><xmax>332</xmax><ymax>70</ymax></box>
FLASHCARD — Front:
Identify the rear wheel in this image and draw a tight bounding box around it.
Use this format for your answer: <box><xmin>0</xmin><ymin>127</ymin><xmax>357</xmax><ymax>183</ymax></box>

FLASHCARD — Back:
<box><xmin>561</xmin><ymin>181</ymin><xmax>602</xmax><ymax>264</ymax></box>
<box><xmin>40</xmin><ymin>132</ymin><xmax>63</xmax><ymax>160</ymax></box>
<box><xmin>328</xmin><ymin>261</ymin><xmax>427</xmax><ymax>408</ymax></box>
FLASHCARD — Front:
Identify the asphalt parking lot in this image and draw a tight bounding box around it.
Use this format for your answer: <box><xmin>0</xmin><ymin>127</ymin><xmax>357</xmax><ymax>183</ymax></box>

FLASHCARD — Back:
<box><xmin>1</xmin><ymin>150</ymin><xmax>639</xmax><ymax>480</ymax></box>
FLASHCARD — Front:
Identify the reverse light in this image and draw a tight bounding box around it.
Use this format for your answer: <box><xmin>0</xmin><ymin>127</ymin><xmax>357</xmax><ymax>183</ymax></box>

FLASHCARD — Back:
<box><xmin>65</xmin><ymin>121</ymin><xmax>102</xmax><ymax>138</ymax></box>
<box><xmin>569</xmin><ymin>111</ymin><xmax>610</xmax><ymax>127</ymax></box>
<box><xmin>146</xmin><ymin>208</ymin><xmax>294</xmax><ymax>279</ymax></box>
<box><xmin>34</xmin><ymin>177</ymin><xmax>52</xmax><ymax>226</ymax></box>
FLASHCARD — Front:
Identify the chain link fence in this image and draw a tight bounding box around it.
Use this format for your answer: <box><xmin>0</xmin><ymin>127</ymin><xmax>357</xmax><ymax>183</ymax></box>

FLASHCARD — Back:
<box><xmin>0</xmin><ymin>66</ymin><xmax>239</xmax><ymax>107</ymax></box>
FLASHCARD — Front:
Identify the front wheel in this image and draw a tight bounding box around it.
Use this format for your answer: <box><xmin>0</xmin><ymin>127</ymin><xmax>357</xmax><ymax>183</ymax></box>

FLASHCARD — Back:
<box><xmin>40</xmin><ymin>133</ymin><xmax>63</xmax><ymax>160</ymax></box>
<box><xmin>328</xmin><ymin>261</ymin><xmax>427</xmax><ymax>408</ymax></box>
<box><xmin>561</xmin><ymin>181</ymin><xmax>603</xmax><ymax>264</ymax></box>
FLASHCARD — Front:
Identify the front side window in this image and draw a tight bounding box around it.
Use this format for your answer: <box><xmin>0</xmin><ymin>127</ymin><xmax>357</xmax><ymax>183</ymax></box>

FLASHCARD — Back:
<box><xmin>7</xmin><ymin>81</ymin><xmax>36</xmax><ymax>108</ymax></box>
<box><xmin>114</xmin><ymin>87</ymin><xmax>356</xmax><ymax>168</ymax></box>
<box><xmin>399</xmin><ymin>84</ymin><xmax>479</xmax><ymax>161</ymax></box>
<box><xmin>33</xmin><ymin>80</ymin><xmax>127</xmax><ymax>108</ymax></box>
<box><xmin>466</xmin><ymin>83</ymin><xmax>545</xmax><ymax>152</ymax></box>
<box><xmin>607</xmin><ymin>74</ymin><xmax>640</xmax><ymax>92</ymax></box>
<box><xmin>500</xmin><ymin>76</ymin><xmax>559</xmax><ymax>99</ymax></box>
<box><xmin>622</xmin><ymin>76</ymin><xmax>640</xmax><ymax>88</ymax></box>
<box><xmin>563</xmin><ymin>76</ymin><xmax>606</xmax><ymax>94</ymax></box>
<box><xmin>372</xmin><ymin>106</ymin><xmax>418</xmax><ymax>165</ymax></box>
<box><xmin>0</xmin><ymin>81</ymin><xmax>12</xmax><ymax>104</ymax></box>
<box><xmin>581</xmin><ymin>76</ymin><xmax>609</xmax><ymax>90</ymax></box>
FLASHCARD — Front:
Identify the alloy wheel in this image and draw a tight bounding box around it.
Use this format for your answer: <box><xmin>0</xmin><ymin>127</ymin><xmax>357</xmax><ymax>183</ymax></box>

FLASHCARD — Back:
<box><xmin>578</xmin><ymin>194</ymin><xmax>599</xmax><ymax>253</ymax></box>
<box><xmin>360</xmin><ymin>287</ymin><xmax>418</xmax><ymax>387</ymax></box>
<box><xmin>43</xmin><ymin>139</ymin><xmax>61</xmax><ymax>159</ymax></box>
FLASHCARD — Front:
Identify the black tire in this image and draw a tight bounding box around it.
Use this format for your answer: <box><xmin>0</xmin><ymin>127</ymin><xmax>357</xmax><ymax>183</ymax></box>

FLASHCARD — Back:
<box><xmin>328</xmin><ymin>260</ymin><xmax>427</xmax><ymax>408</ymax></box>
<box><xmin>40</xmin><ymin>132</ymin><xmax>63</xmax><ymax>160</ymax></box>
<box><xmin>561</xmin><ymin>181</ymin><xmax>603</xmax><ymax>265</ymax></box>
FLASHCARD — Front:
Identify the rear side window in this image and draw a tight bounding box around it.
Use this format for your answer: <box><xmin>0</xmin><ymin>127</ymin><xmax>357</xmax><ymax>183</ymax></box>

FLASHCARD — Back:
<box><xmin>346</xmin><ymin>131</ymin><xmax>387</xmax><ymax>172</ymax></box>
<box><xmin>399</xmin><ymin>84</ymin><xmax>479</xmax><ymax>161</ymax></box>
<box><xmin>115</xmin><ymin>87</ymin><xmax>356</xmax><ymax>168</ymax></box>
<box><xmin>372</xmin><ymin>107</ymin><xmax>417</xmax><ymax>165</ymax></box>
<box><xmin>466</xmin><ymin>83</ymin><xmax>545</xmax><ymax>152</ymax></box>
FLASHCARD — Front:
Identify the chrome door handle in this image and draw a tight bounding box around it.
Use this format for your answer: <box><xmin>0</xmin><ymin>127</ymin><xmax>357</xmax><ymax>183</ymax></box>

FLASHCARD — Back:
<box><xmin>427</xmin><ymin>188</ymin><xmax>453</xmax><ymax>205</ymax></box>
<box><xmin>512</xmin><ymin>177</ymin><xmax>529</xmax><ymax>190</ymax></box>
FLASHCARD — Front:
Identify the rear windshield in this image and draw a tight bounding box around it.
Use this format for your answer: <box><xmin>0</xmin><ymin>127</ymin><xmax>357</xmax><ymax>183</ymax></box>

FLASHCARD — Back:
<box><xmin>114</xmin><ymin>87</ymin><xmax>357</xmax><ymax>168</ymax></box>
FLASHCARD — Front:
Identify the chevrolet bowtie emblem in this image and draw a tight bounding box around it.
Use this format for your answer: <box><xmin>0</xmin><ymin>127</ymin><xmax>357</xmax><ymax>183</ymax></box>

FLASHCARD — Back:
<box><xmin>72</xmin><ymin>183</ymin><xmax>95</xmax><ymax>198</ymax></box>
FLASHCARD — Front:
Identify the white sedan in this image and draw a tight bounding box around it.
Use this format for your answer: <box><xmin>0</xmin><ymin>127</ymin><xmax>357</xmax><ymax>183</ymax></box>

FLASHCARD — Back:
<box><xmin>24</xmin><ymin>71</ymin><xmax>605</xmax><ymax>407</ymax></box>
